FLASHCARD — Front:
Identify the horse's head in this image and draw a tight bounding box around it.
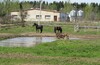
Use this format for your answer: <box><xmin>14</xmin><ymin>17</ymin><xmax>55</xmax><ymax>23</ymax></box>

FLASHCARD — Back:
<box><xmin>33</xmin><ymin>23</ymin><xmax>38</xmax><ymax>26</ymax></box>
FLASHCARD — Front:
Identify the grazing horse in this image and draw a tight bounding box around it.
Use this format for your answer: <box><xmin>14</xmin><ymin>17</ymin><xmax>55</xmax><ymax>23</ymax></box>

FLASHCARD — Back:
<box><xmin>54</xmin><ymin>26</ymin><xmax>62</xmax><ymax>33</ymax></box>
<box><xmin>56</xmin><ymin>33</ymin><xmax>69</xmax><ymax>39</ymax></box>
<box><xmin>33</xmin><ymin>23</ymin><xmax>43</xmax><ymax>33</ymax></box>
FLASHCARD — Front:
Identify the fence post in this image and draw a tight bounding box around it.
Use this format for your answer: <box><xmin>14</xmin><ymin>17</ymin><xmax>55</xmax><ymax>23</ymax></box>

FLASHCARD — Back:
<box><xmin>74</xmin><ymin>24</ymin><xmax>79</xmax><ymax>32</ymax></box>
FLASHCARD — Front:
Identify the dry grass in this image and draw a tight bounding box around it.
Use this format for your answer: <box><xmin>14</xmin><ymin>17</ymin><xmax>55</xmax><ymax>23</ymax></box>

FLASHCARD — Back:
<box><xmin>0</xmin><ymin>53</ymin><xmax>100</xmax><ymax>65</ymax></box>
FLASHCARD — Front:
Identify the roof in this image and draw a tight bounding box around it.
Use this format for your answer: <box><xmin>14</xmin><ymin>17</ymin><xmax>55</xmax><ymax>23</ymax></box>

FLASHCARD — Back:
<box><xmin>11</xmin><ymin>8</ymin><xmax>60</xmax><ymax>14</ymax></box>
<box><xmin>25</xmin><ymin>8</ymin><xmax>60</xmax><ymax>13</ymax></box>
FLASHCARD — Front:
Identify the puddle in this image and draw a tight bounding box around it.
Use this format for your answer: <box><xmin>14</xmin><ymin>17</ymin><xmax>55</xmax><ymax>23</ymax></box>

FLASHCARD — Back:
<box><xmin>0</xmin><ymin>37</ymin><xmax>56</xmax><ymax>47</ymax></box>
<box><xmin>0</xmin><ymin>37</ymin><xmax>80</xmax><ymax>47</ymax></box>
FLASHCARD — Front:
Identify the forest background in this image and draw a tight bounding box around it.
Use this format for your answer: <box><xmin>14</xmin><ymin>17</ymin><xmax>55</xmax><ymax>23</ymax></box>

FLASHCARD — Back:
<box><xmin>0</xmin><ymin>0</ymin><xmax>100</xmax><ymax>21</ymax></box>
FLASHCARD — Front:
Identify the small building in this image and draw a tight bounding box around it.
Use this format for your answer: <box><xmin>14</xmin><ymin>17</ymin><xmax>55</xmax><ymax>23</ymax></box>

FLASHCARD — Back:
<box><xmin>11</xmin><ymin>9</ymin><xmax>68</xmax><ymax>22</ymax></box>
<box><xmin>77</xmin><ymin>10</ymin><xmax>84</xmax><ymax>21</ymax></box>
<box><xmin>60</xmin><ymin>13</ymin><xmax>70</xmax><ymax>22</ymax></box>
<box><xmin>11</xmin><ymin>12</ymin><xmax>21</xmax><ymax>21</ymax></box>
<box><xmin>69</xmin><ymin>9</ymin><xmax>84</xmax><ymax>22</ymax></box>
<box><xmin>69</xmin><ymin>9</ymin><xmax>77</xmax><ymax>22</ymax></box>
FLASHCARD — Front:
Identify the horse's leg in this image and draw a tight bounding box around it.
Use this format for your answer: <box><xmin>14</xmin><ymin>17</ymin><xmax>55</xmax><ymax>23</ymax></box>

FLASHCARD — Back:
<box><xmin>54</xmin><ymin>28</ymin><xmax>56</xmax><ymax>33</ymax></box>
<box><xmin>40</xmin><ymin>26</ymin><xmax>43</xmax><ymax>33</ymax></box>
<box><xmin>60</xmin><ymin>29</ymin><xmax>62</xmax><ymax>33</ymax></box>
<box><xmin>40</xmin><ymin>29</ymin><xmax>42</xmax><ymax>33</ymax></box>
<box><xmin>36</xmin><ymin>28</ymin><xmax>38</xmax><ymax>33</ymax></box>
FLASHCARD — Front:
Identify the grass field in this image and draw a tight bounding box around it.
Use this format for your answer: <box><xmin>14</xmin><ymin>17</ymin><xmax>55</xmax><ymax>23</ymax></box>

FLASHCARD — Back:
<box><xmin>0</xmin><ymin>22</ymin><xmax>100</xmax><ymax>65</ymax></box>
<box><xmin>0</xmin><ymin>24</ymin><xmax>100</xmax><ymax>35</ymax></box>
<box><xmin>0</xmin><ymin>40</ymin><xmax>100</xmax><ymax>65</ymax></box>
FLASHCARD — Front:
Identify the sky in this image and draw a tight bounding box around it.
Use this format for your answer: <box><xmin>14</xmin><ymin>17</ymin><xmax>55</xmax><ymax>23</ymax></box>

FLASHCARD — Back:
<box><xmin>20</xmin><ymin>0</ymin><xmax>100</xmax><ymax>4</ymax></box>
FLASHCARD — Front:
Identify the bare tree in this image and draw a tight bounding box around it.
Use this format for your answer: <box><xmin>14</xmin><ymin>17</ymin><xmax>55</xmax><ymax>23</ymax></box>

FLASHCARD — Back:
<box><xmin>19</xmin><ymin>2</ymin><xmax>25</xmax><ymax>27</ymax></box>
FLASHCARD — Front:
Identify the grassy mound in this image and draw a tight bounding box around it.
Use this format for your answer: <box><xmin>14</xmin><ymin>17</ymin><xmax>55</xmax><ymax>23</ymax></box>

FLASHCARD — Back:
<box><xmin>0</xmin><ymin>40</ymin><xmax>100</xmax><ymax>65</ymax></box>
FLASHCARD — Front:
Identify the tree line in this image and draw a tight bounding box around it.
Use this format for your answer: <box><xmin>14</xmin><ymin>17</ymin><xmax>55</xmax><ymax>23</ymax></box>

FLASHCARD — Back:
<box><xmin>0</xmin><ymin>0</ymin><xmax>100</xmax><ymax>21</ymax></box>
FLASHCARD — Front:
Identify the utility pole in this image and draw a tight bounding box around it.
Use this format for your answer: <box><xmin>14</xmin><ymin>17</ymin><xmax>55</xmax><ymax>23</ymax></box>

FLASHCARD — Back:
<box><xmin>74</xmin><ymin>5</ymin><xmax>78</xmax><ymax>23</ymax></box>
<box><xmin>38</xmin><ymin>0</ymin><xmax>42</xmax><ymax>25</ymax></box>
<box><xmin>74</xmin><ymin>5</ymin><xmax>79</xmax><ymax>32</ymax></box>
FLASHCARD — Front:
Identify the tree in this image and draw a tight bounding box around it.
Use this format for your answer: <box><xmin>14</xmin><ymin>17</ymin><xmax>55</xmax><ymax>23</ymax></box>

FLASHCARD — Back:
<box><xmin>48</xmin><ymin>2</ymin><xmax>57</xmax><ymax>10</ymax></box>
<box><xmin>80</xmin><ymin>3</ymin><xmax>87</xmax><ymax>8</ymax></box>
<box><xmin>84</xmin><ymin>4</ymin><xmax>94</xmax><ymax>20</ymax></box>
<box><xmin>0</xmin><ymin>2</ymin><xmax>6</xmax><ymax>16</ymax></box>
<box><xmin>19</xmin><ymin>2</ymin><xmax>26</xmax><ymax>27</ymax></box>
<box><xmin>62</xmin><ymin>0</ymin><xmax>73</xmax><ymax>13</ymax></box>
<box><xmin>22</xmin><ymin>1</ymin><xmax>33</xmax><ymax>10</ymax></box>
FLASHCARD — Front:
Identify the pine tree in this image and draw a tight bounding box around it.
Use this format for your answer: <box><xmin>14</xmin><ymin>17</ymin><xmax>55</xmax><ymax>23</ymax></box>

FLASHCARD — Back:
<box><xmin>62</xmin><ymin>0</ymin><xmax>73</xmax><ymax>13</ymax></box>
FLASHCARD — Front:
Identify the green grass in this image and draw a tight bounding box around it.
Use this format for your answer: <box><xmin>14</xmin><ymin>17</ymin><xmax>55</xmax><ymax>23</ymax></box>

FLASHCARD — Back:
<box><xmin>0</xmin><ymin>24</ymin><xmax>100</xmax><ymax>35</ymax></box>
<box><xmin>0</xmin><ymin>57</ymin><xmax>99</xmax><ymax>65</ymax></box>
<box><xmin>0</xmin><ymin>22</ymin><xmax>100</xmax><ymax>65</ymax></box>
<box><xmin>0</xmin><ymin>40</ymin><xmax>100</xmax><ymax>65</ymax></box>
<box><xmin>0</xmin><ymin>26</ymin><xmax>35</xmax><ymax>34</ymax></box>
<box><xmin>34</xmin><ymin>40</ymin><xmax>100</xmax><ymax>57</ymax></box>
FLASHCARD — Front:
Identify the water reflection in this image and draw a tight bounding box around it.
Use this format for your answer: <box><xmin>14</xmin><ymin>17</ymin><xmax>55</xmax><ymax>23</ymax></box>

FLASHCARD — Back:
<box><xmin>0</xmin><ymin>37</ymin><xmax>56</xmax><ymax>47</ymax></box>
<box><xmin>0</xmin><ymin>37</ymin><xmax>81</xmax><ymax>47</ymax></box>
<box><xmin>36</xmin><ymin>37</ymin><xmax>42</xmax><ymax>44</ymax></box>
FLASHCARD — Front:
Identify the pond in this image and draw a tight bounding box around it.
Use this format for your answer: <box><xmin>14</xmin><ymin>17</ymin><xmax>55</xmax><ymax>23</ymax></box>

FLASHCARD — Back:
<box><xmin>0</xmin><ymin>37</ymin><xmax>80</xmax><ymax>47</ymax></box>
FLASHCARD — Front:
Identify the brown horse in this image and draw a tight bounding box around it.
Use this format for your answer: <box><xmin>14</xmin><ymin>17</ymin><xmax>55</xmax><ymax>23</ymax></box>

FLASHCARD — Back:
<box><xmin>56</xmin><ymin>33</ymin><xmax>69</xmax><ymax>39</ymax></box>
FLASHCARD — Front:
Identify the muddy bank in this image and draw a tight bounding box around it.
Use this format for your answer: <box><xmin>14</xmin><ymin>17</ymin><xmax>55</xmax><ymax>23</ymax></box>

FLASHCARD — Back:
<box><xmin>0</xmin><ymin>33</ymin><xmax>56</xmax><ymax>39</ymax></box>
<box><xmin>0</xmin><ymin>32</ymin><xmax>100</xmax><ymax>39</ymax></box>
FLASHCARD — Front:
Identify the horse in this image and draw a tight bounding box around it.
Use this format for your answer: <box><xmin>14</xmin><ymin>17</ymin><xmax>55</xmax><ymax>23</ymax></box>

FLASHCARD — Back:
<box><xmin>54</xmin><ymin>26</ymin><xmax>62</xmax><ymax>33</ymax></box>
<box><xmin>56</xmin><ymin>33</ymin><xmax>69</xmax><ymax>39</ymax></box>
<box><xmin>33</xmin><ymin>23</ymin><xmax>43</xmax><ymax>33</ymax></box>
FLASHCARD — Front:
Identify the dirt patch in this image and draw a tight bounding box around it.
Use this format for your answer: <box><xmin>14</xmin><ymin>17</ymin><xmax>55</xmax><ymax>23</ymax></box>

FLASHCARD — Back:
<box><xmin>0</xmin><ymin>53</ymin><xmax>100</xmax><ymax>65</ymax></box>
<box><xmin>0</xmin><ymin>53</ymin><xmax>100</xmax><ymax>63</ymax></box>
<box><xmin>0</xmin><ymin>33</ymin><xmax>55</xmax><ymax>38</ymax></box>
<box><xmin>0</xmin><ymin>53</ymin><xmax>33</xmax><ymax>59</ymax></box>
<box><xmin>0</xmin><ymin>32</ymin><xmax>100</xmax><ymax>39</ymax></box>
<box><xmin>20</xmin><ymin>32</ymin><xmax>56</xmax><ymax>37</ymax></box>
<box><xmin>69</xmin><ymin>34</ymin><xmax>100</xmax><ymax>39</ymax></box>
<box><xmin>16</xmin><ymin>63</ymin><xmax>50</xmax><ymax>65</ymax></box>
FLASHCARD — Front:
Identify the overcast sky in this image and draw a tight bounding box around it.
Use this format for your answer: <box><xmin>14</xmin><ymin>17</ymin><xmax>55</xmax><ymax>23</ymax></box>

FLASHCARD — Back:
<box><xmin>20</xmin><ymin>0</ymin><xmax>100</xmax><ymax>4</ymax></box>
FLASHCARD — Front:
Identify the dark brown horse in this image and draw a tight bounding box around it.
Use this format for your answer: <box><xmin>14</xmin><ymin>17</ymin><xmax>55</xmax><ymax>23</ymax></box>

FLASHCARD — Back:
<box><xmin>33</xmin><ymin>23</ymin><xmax>43</xmax><ymax>33</ymax></box>
<box><xmin>56</xmin><ymin>33</ymin><xmax>69</xmax><ymax>39</ymax></box>
<box><xmin>54</xmin><ymin>26</ymin><xmax>62</xmax><ymax>33</ymax></box>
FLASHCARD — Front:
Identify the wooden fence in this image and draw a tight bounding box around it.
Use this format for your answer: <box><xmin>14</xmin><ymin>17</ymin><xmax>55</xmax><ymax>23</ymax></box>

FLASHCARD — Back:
<box><xmin>74</xmin><ymin>24</ymin><xmax>100</xmax><ymax>32</ymax></box>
